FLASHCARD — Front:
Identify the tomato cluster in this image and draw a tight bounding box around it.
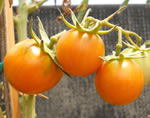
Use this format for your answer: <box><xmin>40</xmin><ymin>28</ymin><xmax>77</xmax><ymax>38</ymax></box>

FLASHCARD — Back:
<box><xmin>3</xmin><ymin>8</ymin><xmax>147</xmax><ymax>106</ymax></box>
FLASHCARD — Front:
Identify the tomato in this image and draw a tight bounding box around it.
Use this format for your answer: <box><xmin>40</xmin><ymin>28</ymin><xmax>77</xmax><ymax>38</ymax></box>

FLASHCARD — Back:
<box><xmin>95</xmin><ymin>59</ymin><xmax>144</xmax><ymax>105</ymax></box>
<box><xmin>4</xmin><ymin>39</ymin><xmax>63</xmax><ymax>94</ymax></box>
<box><xmin>56</xmin><ymin>29</ymin><xmax>105</xmax><ymax>76</ymax></box>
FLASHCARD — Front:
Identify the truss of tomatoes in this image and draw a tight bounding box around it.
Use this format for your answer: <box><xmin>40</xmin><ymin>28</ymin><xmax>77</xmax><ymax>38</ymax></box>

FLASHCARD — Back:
<box><xmin>3</xmin><ymin>9</ymin><xmax>146</xmax><ymax>106</ymax></box>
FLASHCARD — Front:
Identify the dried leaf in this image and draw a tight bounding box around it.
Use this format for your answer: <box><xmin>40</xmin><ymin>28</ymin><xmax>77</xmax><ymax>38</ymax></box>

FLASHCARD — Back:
<box><xmin>9</xmin><ymin>0</ymin><xmax>13</xmax><ymax>7</ymax></box>
<box><xmin>62</xmin><ymin>0</ymin><xmax>71</xmax><ymax>13</ymax></box>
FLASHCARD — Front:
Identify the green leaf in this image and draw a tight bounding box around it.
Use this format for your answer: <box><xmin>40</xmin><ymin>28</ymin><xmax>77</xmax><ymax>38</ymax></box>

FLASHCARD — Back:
<box><xmin>118</xmin><ymin>0</ymin><xmax>129</xmax><ymax>14</ymax></box>
<box><xmin>0</xmin><ymin>61</ymin><xmax>4</xmax><ymax>73</ymax></box>
<box><xmin>145</xmin><ymin>40</ymin><xmax>150</xmax><ymax>45</ymax></box>
<box><xmin>77</xmin><ymin>0</ymin><xmax>89</xmax><ymax>22</ymax></box>
<box><xmin>0</xmin><ymin>107</ymin><xmax>4</xmax><ymax>118</ymax></box>
<box><xmin>147</xmin><ymin>0</ymin><xmax>150</xmax><ymax>3</ymax></box>
<box><xmin>121</xmin><ymin>0</ymin><xmax>129</xmax><ymax>6</ymax></box>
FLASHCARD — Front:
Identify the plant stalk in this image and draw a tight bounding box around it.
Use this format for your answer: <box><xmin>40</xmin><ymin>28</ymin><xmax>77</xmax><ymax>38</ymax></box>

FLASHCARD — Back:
<box><xmin>15</xmin><ymin>0</ymin><xmax>28</xmax><ymax>42</ymax></box>
<box><xmin>115</xmin><ymin>27</ymin><xmax>122</xmax><ymax>56</ymax></box>
<box><xmin>14</xmin><ymin>0</ymin><xmax>46</xmax><ymax>118</ymax></box>
<box><xmin>23</xmin><ymin>94</ymin><xmax>36</xmax><ymax>118</ymax></box>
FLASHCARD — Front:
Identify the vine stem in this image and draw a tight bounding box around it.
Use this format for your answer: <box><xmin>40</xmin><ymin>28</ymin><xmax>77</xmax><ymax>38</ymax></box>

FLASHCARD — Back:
<box><xmin>49</xmin><ymin>30</ymin><xmax>66</xmax><ymax>49</ymax></box>
<box><xmin>14</xmin><ymin>0</ymin><xmax>46</xmax><ymax>118</ymax></box>
<box><xmin>115</xmin><ymin>27</ymin><xmax>122</xmax><ymax>56</ymax></box>
<box><xmin>100</xmin><ymin>21</ymin><xmax>141</xmax><ymax>50</ymax></box>
<box><xmin>23</xmin><ymin>94</ymin><xmax>36</xmax><ymax>118</ymax></box>
<box><xmin>14</xmin><ymin>0</ymin><xmax>46</xmax><ymax>42</ymax></box>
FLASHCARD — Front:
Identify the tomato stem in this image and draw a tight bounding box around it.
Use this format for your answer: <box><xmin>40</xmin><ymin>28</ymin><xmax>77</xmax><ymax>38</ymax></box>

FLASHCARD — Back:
<box><xmin>115</xmin><ymin>27</ymin><xmax>122</xmax><ymax>56</ymax></box>
<box><xmin>104</xmin><ymin>6</ymin><xmax>127</xmax><ymax>22</ymax></box>
<box><xmin>23</xmin><ymin>94</ymin><xmax>36</xmax><ymax>118</ymax></box>
<box><xmin>49</xmin><ymin>30</ymin><xmax>66</xmax><ymax>49</ymax></box>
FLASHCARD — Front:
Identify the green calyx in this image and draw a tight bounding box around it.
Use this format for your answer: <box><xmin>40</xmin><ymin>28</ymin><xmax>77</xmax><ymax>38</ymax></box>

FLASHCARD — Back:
<box><xmin>100</xmin><ymin>50</ymin><xmax>144</xmax><ymax>62</ymax></box>
<box><xmin>30</xmin><ymin>17</ymin><xmax>72</xmax><ymax>79</ymax></box>
<box><xmin>102</xmin><ymin>40</ymin><xmax>150</xmax><ymax>62</ymax></box>
<box><xmin>58</xmin><ymin>8</ymin><xmax>115</xmax><ymax>34</ymax></box>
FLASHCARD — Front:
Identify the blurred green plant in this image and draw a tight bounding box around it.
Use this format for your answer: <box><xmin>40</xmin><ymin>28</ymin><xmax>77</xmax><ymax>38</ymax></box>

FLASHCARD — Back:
<box><xmin>0</xmin><ymin>0</ymin><xmax>4</xmax><ymax>15</ymax></box>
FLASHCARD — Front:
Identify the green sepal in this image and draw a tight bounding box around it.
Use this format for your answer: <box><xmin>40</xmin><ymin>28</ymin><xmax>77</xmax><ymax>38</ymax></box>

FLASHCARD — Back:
<box><xmin>30</xmin><ymin>18</ymin><xmax>41</xmax><ymax>45</ymax></box>
<box><xmin>41</xmin><ymin>41</ymin><xmax>73</xmax><ymax>79</ymax></box>
<box><xmin>58</xmin><ymin>8</ymin><xmax>103</xmax><ymax>34</ymax></box>
<box><xmin>0</xmin><ymin>61</ymin><xmax>4</xmax><ymax>73</ymax></box>
<box><xmin>100</xmin><ymin>50</ymin><xmax>144</xmax><ymax>62</ymax></box>
<box><xmin>37</xmin><ymin>17</ymin><xmax>50</xmax><ymax>45</ymax></box>
<box><xmin>123</xmin><ymin>41</ymin><xmax>150</xmax><ymax>51</ymax></box>
<box><xmin>57</xmin><ymin>8</ymin><xmax>76</xmax><ymax>29</ymax></box>
<box><xmin>30</xmin><ymin>18</ymin><xmax>73</xmax><ymax>79</ymax></box>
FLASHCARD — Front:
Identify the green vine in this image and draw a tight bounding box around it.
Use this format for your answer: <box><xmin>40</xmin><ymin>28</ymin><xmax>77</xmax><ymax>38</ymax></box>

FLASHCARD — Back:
<box><xmin>14</xmin><ymin>0</ymin><xmax>46</xmax><ymax>42</ymax></box>
<box><xmin>13</xmin><ymin>0</ymin><xmax>46</xmax><ymax>118</ymax></box>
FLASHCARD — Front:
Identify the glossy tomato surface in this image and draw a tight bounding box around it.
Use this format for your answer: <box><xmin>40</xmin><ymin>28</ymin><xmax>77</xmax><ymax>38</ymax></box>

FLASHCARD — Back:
<box><xmin>4</xmin><ymin>39</ymin><xmax>63</xmax><ymax>94</ymax></box>
<box><xmin>56</xmin><ymin>30</ymin><xmax>105</xmax><ymax>76</ymax></box>
<box><xmin>95</xmin><ymin>59</ymin><xmax>144</xmax><ymax>105</ymax></box>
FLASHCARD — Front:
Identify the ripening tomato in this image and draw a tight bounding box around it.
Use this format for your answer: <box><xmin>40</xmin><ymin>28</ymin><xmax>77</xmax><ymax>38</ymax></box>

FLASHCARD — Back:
<box><xmin>56</xmin><ymin>29</ymin><xmax>105</xmax><ymax>76</ymax></box>
<box><xmin>4</xmin><ymin>39</ymin><xmax>63</xmax><ymax>94</ymax></box>
<box><xmin>95</xmin><ymin>59</ymin><xmax>144</xmax><ymax>105</ymax></box>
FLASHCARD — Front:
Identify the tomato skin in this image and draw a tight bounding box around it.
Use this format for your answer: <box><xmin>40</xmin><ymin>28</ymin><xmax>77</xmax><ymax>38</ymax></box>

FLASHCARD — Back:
<box><xmin>4</xmin><ymin>39</ymin><xmax>63</xmax><ymax>94</ymax></box>
<box><xmin>95</xmin><ymin>59</ymin><xmax>144</xmax><ymax>105</ymax></box>
<box><xmin>56</xmin><ymin>30</ymin><xmax>105</xmax><ymax>76</ymax></box>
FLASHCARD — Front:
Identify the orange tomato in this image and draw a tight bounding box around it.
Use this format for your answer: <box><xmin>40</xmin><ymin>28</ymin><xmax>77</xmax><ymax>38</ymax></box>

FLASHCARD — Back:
<box><xmin>95</xmin><ymin>59</ymin><xmax>144</xmax><ymax>105</ymax></box>
<box><xmin>56</xmin><ymin>29</ymin><xmax>105</xmax><ymax>76</ymax></box>
<box><xmin>4</xmin><ymin>39</ymin><xmax>63</xmax><ymax>94</ymax></box>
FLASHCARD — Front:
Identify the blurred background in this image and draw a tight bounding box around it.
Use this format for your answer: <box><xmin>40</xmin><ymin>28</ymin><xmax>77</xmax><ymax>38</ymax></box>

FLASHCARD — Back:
<box><xmin>13</xmin><ymin>0</ymin><xmax>147</xmax><ymax>6</ymax></box>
